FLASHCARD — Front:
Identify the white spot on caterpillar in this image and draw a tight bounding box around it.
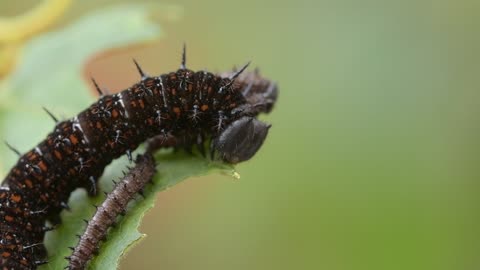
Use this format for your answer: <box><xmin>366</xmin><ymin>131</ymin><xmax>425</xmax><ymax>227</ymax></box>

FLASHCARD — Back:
<box><xmin>158</xmin><ymin>76</ymin><xmax>168</xmax><ymax>108</ymax></box>
<box><xmin>116</xmin><ymin>93</ymin><xmax>129</xmax><ymax>118</ymax></box>
<box><xmin>72</xmin><ymin>117</ymin><xmax>90</xmax><ymax>144</ymax></box>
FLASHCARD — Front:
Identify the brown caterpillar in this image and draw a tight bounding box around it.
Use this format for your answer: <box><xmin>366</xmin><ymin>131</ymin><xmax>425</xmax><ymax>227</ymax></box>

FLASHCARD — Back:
<box><xmin>0</xmin><ymin>46</ymin><xmax>278</xmax><ymax>269</ymax></box>
<box><xmin>66</xmin><ymin>152</ymin><xmax>156</xmax><ymax>270</ymax></box>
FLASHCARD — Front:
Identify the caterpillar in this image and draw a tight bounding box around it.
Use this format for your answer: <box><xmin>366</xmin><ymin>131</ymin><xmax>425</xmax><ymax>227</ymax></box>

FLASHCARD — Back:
<box><xmin>67</xmin><ymin>151</ymin><xmax>156</xmax><ymax>270</ymax></box>
<box><xmin>0</xmin><ymin>46</ymin><xmax>278</xmax><ymax>270</ymax></box>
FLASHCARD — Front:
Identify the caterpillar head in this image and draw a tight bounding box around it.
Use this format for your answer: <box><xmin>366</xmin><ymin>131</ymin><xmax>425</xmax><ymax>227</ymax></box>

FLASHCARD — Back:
<box><xmin>213</xmin><ymin>69</ymin><xmax>278</xmax><ymax>164</ymax></box>
<box><xmin>213</xmin><ymin>116</ymin><xmax>271</xmax><ymax>164</ymax></box>
<box><xmin>222</xmin><ymin>69</ymin><xmax>279</xmax><ymax>116</ymax></box>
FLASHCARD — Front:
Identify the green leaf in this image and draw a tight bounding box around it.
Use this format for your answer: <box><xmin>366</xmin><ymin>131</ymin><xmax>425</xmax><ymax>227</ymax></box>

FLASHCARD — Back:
<box><xmin>0</xmin><ymin>3</ymin><xmax>235</xmax><ymax>270</ymax></box>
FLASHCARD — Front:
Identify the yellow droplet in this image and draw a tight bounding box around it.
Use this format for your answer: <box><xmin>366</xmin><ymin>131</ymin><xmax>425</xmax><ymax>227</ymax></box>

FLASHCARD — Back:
<box><xmin>231</xmin><ymin>170</ymin><xmax>241</xmax><ymax>180</ymax></box>
<box><xmin>219</xmin><ymin>169</ymin><xmax>241</xmax><ymax>180</ymax></box>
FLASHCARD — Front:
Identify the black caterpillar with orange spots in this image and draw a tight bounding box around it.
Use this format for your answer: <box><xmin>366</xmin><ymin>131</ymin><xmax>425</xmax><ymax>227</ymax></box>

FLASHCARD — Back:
<box><xmin>0</xmin><ymin>46</ymin><xmax>278</xmax><ymax>270</ymax></box>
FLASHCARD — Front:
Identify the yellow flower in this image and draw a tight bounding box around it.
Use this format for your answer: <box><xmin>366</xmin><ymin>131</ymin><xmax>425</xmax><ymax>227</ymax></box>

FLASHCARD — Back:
<box><xmin>0</xmin><ymin>0</ymin><xmax>71</xmax><ymax>77</ymax></box>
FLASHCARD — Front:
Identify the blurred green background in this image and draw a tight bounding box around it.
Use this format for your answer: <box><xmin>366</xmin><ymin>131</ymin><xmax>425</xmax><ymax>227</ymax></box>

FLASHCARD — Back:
<box><xmin>1</xmin><ymin>0</ymin><xmax>480</xmax><ymax>269</ymax></box>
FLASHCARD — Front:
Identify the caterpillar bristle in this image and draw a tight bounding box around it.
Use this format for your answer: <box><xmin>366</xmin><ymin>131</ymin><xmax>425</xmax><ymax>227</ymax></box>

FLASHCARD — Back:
<box><xmin>230</xmin><ymin>61</ymin><xmax>251</xmax><ymax>81</ymax></box>
<box><xmin>4</xmin><ymin>141</ymin><xmax>21</xmax><ymax>156</ymax></box>
<box><xmin>126</xmin><ymin>149</ymin><xmax>133</xmax><ymax>163</ymax></box>
<box><xmin>87</xmin><ymin>176</ymin><xmax>97</xmax><ymax>196</ymax></box>
<box><xmin>90</xmin><ymin>77</ymin><xmax>104</xmax><ymax>96</ymax></box>
<box><xmin>132</xmin><ymin>58</ymin><xmax>147</xmax><ymax>79</ymax></box>
<box><xmin>42</xmin><ymin>107</ymin><xmax>59</xmax><ymax>123</ymax></box>
<box><xmin>180</xmin><ymin>43</ymin><xmax>187</xmax><ymax>69</ymax></box>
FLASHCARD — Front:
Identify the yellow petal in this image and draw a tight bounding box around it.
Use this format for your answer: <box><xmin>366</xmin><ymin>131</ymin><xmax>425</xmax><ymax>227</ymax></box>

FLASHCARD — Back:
<box><xmin>0</xmin><ymin>43</ymin><xmax>19</xmax><ymax>78</ymax></box>
<box><xmin>0</xmin><ymin>0</ymin><xmax>72</xmax><ymax>43</ymax></box>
